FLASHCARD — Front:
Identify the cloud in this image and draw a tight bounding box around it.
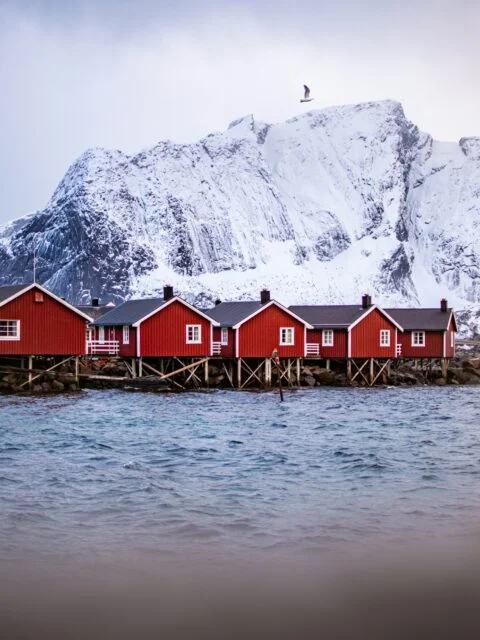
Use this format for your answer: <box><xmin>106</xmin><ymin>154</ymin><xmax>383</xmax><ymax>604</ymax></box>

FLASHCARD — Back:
<box><xmin>0</xmin><ymin>1</ymin><xmax>478</xmax><ymax>224</ymax></box>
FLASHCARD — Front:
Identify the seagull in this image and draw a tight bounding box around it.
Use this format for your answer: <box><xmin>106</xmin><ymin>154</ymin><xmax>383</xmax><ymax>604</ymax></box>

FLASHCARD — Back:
<box><xmin>300</xmin><ymin>84</ymin><xmax>314</xmax><ymax>103</ymax></box>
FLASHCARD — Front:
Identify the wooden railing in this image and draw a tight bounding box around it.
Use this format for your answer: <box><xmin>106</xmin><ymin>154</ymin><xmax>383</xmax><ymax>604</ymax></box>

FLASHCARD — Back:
<box><xmin>212</xmin><ymin>342</ymin><xmax>222</xmax><ymax>355</ymax></box>
<box><xmin>87</xmin><ymin>340</ymin><xmax>120</xmax><ymax>355</ymax></box>
<box><xmin>306</xmin><ymin>343</ymin><xmax>320</xmax><ymax>356</ymax></box>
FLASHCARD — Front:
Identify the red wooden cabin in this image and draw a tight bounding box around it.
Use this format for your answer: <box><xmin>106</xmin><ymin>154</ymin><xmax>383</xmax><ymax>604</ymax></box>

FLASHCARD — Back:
<box><xmin>385</xmin><ymin>299</ymin><xmax>457</xmax><ymax>359</ymax></box>
<box><xmin>290</xmin><ymin>295</ymin><xmax>403</xmax><ymax>359</ymax></box>
<box><xmin>206</xmin><ymin>290</ymin><xmax>313</xmax><ymax>358</ymax></box>
<box><xmin>92</xmin><ymin>286</ymin><xmax>218</xmax><ymax>358</ymax></box>
<box><xmin>0</xmin><ymin>283</ymin><xmax>92</xmax><ymax>356</ymax></box>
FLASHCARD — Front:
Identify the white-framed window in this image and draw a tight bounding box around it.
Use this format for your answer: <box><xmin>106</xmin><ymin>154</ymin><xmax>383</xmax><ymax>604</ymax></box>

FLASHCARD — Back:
<box><xmin>322</xmin><ymin>329</ymin><xmax>334</xmax><ymax>346</ymax></box>
<box><xmin>98</xmin><ymin>326</ymin><xmax>105</xmax><ymax>343</ymax></box>
<box><xmin>450</xmin><ymin>332</ymin><xmax>454</xmax><ymax>348</ymax></box>
<box><xmin>280</xmin><ymin>327</ymin><xmax>294</xmax><ymax>345</ymax></box>
<box><xmin>220</xmin><ymin>327</ymin><xmax>229</xmax><ymax>345</ymax></box>
<box><xmin>411</xmin><ymin>331</ymin><xmax>425</xmax><ymax>347</ymax></box>
<box><xmin>0</xmin><ymin>320</ymin><xmax>20</xmax><ymax>340</ymax></box>
<box><xmin>380</xmin><ymin>329</ymin><xmax>390</xmax><ymax>347</ymax></box>
<box><xmin>186</xmin><ymin>324</ymin><xmax>202</xmax><ymax>343</ymax></box>
<box><xmin>123</xmin><ymin>325</ymin><xmax>130</xmax><ymax>345</ymax></box>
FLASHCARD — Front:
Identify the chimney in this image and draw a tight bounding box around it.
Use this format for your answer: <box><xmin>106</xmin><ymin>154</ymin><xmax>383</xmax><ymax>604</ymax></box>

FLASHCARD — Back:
<box><xmin>163</xmin><ymin>285</ymin><xmax>174</xmax><ymax>301</ymax></box>
<box><xmin>260</xmin><ymin>289</ymin><xmax>271</xmax><ymax>304</ymax></box>
<box><xmin>362</xmin><ymin>293</ymin><xmax>372</xmax><ymax>309</ymax></box>
<box><xmin>440</xmin><ymin>298</ymin><xmax>448</xmax><ymax>313</ymax></box>
<box><xmin>91</xmin><ymin>298</ymin><xmax>99</xmax><ymax>307</ymax></box>
<box><xmin>215</xmin><ymin>299</ymin><xmax>222</xmax><ymax>306</ymax></box>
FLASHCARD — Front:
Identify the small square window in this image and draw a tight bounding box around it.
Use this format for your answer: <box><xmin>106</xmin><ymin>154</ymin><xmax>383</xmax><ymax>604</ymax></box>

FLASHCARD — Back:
<box><xmin>186</xmin><ymin>325</ymin><xmax>202</xmax><ymax>343</ymax></box>
<box><xmin>123</xmin><ymin>325</ymin><xmax>130</xmax><ymax>345</ymax></box>
<box><xmin>0</xmin><ymin>320</ymin><xmax>20</xmax><ymax>340</ymax></box>
<box><xmin>380</xmin><ymin>329</ymin><xmax>390</xmax><ymax>347</ymax></box>
<box><xmin>280</xmin><ymin>327</ymin><xmax>294</xmax><ymax>345</ymax></box>
<box><xmin>322</xmin><ymin>330</ymin><xmax>334</xmax><ymax>346</ymax></box>
<box><xmin>34</xmin><ymin>291</ymin><xmax>44</xmax><ymax>303</ymax></box>
<box><xmin>411</xmin><ymin>331</ymin><xmax>425</xmax><ymax>347</ymax></box>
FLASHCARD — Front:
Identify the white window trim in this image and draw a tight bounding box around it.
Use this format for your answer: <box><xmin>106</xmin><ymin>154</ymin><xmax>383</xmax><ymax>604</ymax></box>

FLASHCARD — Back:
<box><xmin>0</xmin><ymin>319</ymin><xmax>20</xmax><ymax>341</ymax></box>
<box><xmin>450</xmin><ymin>331</ymin><xmax>454</xmax><ymax>348</ymax></box>
<box><xmin>380</xmin><ymin>329</ymin><xmax>390</xmax><ymax>347</ymax></box>
<box><xmin>186</xmin><ymin>324</ymin><xmax>202</xmax><ymax>344</ymax></box>
<box><xmin>123</xmin><ymin>325</ymin><xmax>130</xmax><ymax>345</ymax></box>
<box><xmin>220</xmin><ymin>327</ymin><xmax>229</xmax><ymax>345</ymax></box>
<box><xmin>279</xmin><ymin>327</ymin><xmax>294</xmax><ymax>345</ymax></box>
<box><xmin>98</xmin><ymin>326</ymin><xmax>105</xmax><ymax>344</ymax></box>
<box><xmin>411</xmin><ymin>331</ymin><xmax>425</xmax><ymax>347</ymax></box>
<box><xmin>322</xmin><ymin>329</ymin><xmax>334</xmax><ymax>347</ymax></box>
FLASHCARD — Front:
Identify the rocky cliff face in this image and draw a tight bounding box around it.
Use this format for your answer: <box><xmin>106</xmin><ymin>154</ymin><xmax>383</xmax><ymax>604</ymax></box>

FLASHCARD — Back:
<box><xmin>0</xmin><ymin>100</ymin><xmax>479</xmax><ymax>332</ymax></box>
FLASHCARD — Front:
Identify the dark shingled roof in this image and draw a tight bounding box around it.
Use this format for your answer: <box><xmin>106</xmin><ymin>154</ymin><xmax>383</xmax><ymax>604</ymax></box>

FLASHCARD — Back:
<box><xmin>0</xmin><ymin>284</ymin><xmax>30</xmax><ymax>305</ymax></box>
<box><xmin>289</xmin><ymin>305</ymin><xmax>369</xmax><ymax>329</ymax></box>
<box><xmin>204</xmin><ymin>301</ymin><xmax>264</xmax><ymax>327</ymax></box>
<box><xmin>76</xmin><ymin>303</ymin><xmax>115</xmax><ymax>321</ymax></box>
<box><xmin>94</xmin><ymin>298</ymin><xmax>169</xmax><ymax>326</ymax></box>
<box><xmin>385</xmin><ymin>308</ymin><xmax>455</xmax><ymax>331</ymax></box>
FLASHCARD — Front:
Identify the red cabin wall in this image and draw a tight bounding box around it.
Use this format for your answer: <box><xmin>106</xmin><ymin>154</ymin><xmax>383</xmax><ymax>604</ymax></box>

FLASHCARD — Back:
<box><xmin>238</xmin><ymin>305</ymin><xmax>305</xmax><ymax>358</ymax></box>
<box><xmin>445</xmin><ymin>316</ymin><xmax>456</xmax><ymax>358</ymax></box>
<box><xmin>140</xmin><ymin>300</ymin><xmax>212</xmax><ymax>357</ymax></box>
<box><xmin>213</xmin><ymin>327</ymin><xmax>235</xmax><ymax>358</ymax></box>
<box><xmin>306</xmin><ymin>329</ymin><xmax>348</xmax><ymax>358</ymax></box>
<box><xmin>396</xmin><ymin>331</ymin><xmax>445</xmax><ymax>358</ymax></box>
<box><xmin>350</xmin><ymin>308</ymin><xmax>397</xmax><ymax>358</ymax></box>
<box><xmin>0</xmin><ymin>287</ymin><xmax>87</xmax><ymax>356</ymax></box>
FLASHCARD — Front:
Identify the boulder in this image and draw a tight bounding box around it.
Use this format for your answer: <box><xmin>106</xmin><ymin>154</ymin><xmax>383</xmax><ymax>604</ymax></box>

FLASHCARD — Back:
<box><xmin>313</xmin><ymin>368</ymin><xmax>336</xmax><ymax>385</ymax></box>
<box><xmin>304</xmin><ymin>375</ymin><xmax>316</xmax><ymax>387</ymax></box>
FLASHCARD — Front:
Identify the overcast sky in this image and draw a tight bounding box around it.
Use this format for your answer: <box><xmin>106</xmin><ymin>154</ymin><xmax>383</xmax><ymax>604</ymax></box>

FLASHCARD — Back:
<box><xmin>0</xmin><ymin>0</ymin><xmax>478</xmax><ymax>225</ymax></box>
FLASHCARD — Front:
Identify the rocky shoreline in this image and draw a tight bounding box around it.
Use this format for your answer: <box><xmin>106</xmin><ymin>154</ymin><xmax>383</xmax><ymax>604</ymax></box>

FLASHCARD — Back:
<box><xmin>1</xmin><ymin>347</ymin><xmax>479</xmax><ymax>395</ymax></box>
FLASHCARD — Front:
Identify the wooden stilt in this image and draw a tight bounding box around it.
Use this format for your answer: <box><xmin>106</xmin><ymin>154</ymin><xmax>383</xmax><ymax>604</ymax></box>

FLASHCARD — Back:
<box><xmin>369</xmin><ymin>358</ymin><xmax>374</xmax><ymax>385</ymax></box>
<box><xmin>204</xmin><ymin>360</ymin><xmax>209</xmax><ymax>386</ymax></box>
<box><xmin>237</xmin><ymin>359</ymin><xmax>242</xmax><ymax>388</ymax></box>
<box><xmin>326</xmin><ymin>359</ymin><xmax>330</xmax><ymax>370</ymax></box>
<box><xmin>347</xmin><ymin>359</ymin><xmax>352</xmax><ymax>381</ymax></box>
<box><xmin>296</xmin><ymin>358</ymin><xmax>301</xmax><ymax>386</ymax></box>
<box><xmin>131</xmin><ymin>358</ymin><xmax>136</xmax><ymax>378</ymax></box>
<box><xmin>265</xmin><ymin>358</ymin><xmax>271</xmax><ymax>386</ymax></box>
<box><xmin>28</xmin><ymin>355</ymin><xmax>33</xmax><ymax>390</ymax></box>
<box><xmin>138</xmin><ymin>357</ymin><xmax>143</xmax><ymax>378</ymax></box>
<box><xmin>75</xmin><ymin>356</ymin><xmax>79</xmax><ymax>383</ymax></box>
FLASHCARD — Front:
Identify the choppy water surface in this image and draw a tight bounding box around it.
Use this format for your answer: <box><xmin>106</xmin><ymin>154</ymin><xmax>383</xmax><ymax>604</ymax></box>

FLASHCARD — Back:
<box><xmin>1</xmin><ymin>387</ymin><xmax>480</xmax><ymax>563</ymax></box>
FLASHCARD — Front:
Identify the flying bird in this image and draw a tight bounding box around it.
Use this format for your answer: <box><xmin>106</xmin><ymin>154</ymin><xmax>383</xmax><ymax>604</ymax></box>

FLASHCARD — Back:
<box><xmin>300</xmin><ymin>84</ymin><xmax>314</xmax><ymax>103</ymax></box>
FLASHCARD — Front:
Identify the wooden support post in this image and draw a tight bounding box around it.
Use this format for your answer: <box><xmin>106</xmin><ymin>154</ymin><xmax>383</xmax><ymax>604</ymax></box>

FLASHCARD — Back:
<box><xmin>441</xmin><ymin>358</ymin><xmax>448</xmax><ymax>379</ymax></box>
<box><xmin>131</xmin><ymin>358</ymin><xmax>136</xmax><ymax>378</ymax></box>
<box><xmin>138</xmin><ymin>357</ymin><xmax>143</xmax><ymax>378</ymax></box>
<box><xmin>28</xmin><ymin>355</ymin><xmax>33</xmax><ymax>390</ymax></box>
<box><xmin>204</xmin><ymin>359</ymin><xmax>209</xmax><ymax>386</ymax></box>
<box><xmin>296</xmin><ymin>358</ymin><xmax>301</xmax><ymax>386</ymax></box>
<box><xmin>326</xmin><ymin>359</ymin><xmax>330</xmax><ymax>370</ymax></box>
<box><xmin>347</xmin><ymin>359</ymin><xmax>352</xmax><ymax>381</ymax></box>
<box><xmin>369</xmin><ymin>358</ymin><xmax>374</xmax><ymax>385</ymax></box>
<box><xmin>265</xmin><ymin>358</ymin><xmax>271</xmax><ymax>387</ymax></box>
<box><xmin>75</xmin><ymin>356</ymin><xmax>79</xmax><ymax>383</ymax></box>
<box><xmin>237</xmin><ymin>359</ymin><xmax>242</xmax><ymax>388</ymax></box>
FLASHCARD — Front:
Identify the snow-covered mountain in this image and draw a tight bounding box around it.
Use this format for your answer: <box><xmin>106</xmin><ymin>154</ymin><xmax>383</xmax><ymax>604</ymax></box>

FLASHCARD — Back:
<box><xmin>1</xmin><ymin>100</ymin><xmax>479</xmax><ymax>334</ymax></box>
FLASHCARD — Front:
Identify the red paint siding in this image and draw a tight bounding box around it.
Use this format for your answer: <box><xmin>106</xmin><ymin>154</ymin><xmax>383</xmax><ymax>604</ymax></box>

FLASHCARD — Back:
<box><xmin>0</xmin><ymin>286</ymin><xmax>87</xmax><ymax>356</ymax></box>
<box><xmin>238</xmin><ymin>305</ymin><xmax>305</xmax><ymax>358</ymax></box>
<box><xmin>306</xmin><ymin>329</ymin><xmax>348</xmax><ymax>358</ymax></box>
<box><xmin>396</xmin><ymin>331</ymin><xmax>446</xmax><ymax>358</ymax></box>
<box><xmin>350</xmin><ymin>308</ymin><xmax>397</xmax><ymax>358</ymax></box>
<box><xmin>445</xmin><ymin>317</ymin><xmax>456</xmax><ymax>358</ymax></box>
<box><xmin>140</xmin><ymin>300</ymin><xmax>212</xmax><ymax>357</ymax></box>
<box><xmin>213</xmin><ymin>327</ymin><xmax>235</xmax><ymax>358</ymax></box>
